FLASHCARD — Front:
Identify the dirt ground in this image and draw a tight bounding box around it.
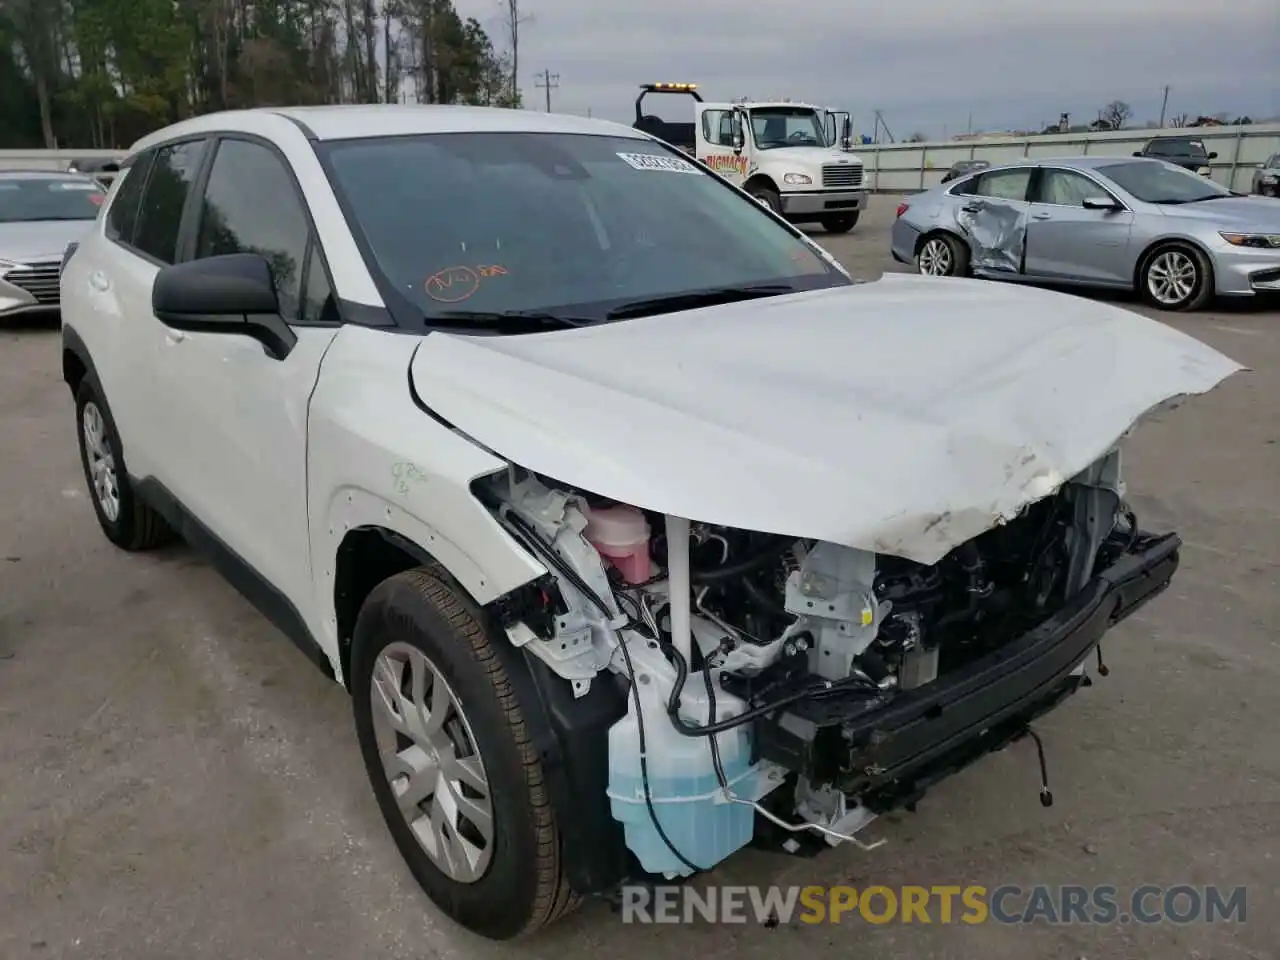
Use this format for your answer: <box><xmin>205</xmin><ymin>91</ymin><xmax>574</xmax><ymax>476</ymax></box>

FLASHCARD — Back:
<box><xmin>2</xmin><ymin>196</ymin><xmax>1277</xmax><ymax>960</ymax></box>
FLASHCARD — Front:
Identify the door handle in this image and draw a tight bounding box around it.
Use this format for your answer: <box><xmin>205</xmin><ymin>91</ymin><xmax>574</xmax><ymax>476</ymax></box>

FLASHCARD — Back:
<box><xmin>1031</xmin><ymin>212</ymin><xmax>1052</xmax><ymax>220</ymax></box>
<box><xmin>88</xmin><ymin>270</ymin><xmax>110</xmax><ymax>292</ymax></box>
<box><xmin>165</xmin><ymin>330</ymin><xmax>187</xmax><ymax>345</ymax></box>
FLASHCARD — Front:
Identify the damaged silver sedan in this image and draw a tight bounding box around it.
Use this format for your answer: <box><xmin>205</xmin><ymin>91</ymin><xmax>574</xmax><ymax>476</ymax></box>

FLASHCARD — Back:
<box><xmin>891</xmin><ymin>156</ymin><xmax>1280</xmax><ymax>310</ymax></box>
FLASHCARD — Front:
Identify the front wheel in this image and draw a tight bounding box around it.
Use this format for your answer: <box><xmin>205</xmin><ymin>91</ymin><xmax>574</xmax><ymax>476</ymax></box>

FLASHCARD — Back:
<box><xmin>350</xmin><ymin>567</ymin><xmax>578</xmax><ymax>939</ymax></box>
<box><xmin>821</xmin><ymin>213</ymin><xmax>859</xmax><ymax>234</ymax></box>
<box><xmin>748</xmin><ymin>184</ymin><xmax>782</xmax><ymax>214</ymax></box>
<box><xmin>1140</xmin><ymin>243</ymin><xmax>1214</xmax><ymax>311</ymax></box>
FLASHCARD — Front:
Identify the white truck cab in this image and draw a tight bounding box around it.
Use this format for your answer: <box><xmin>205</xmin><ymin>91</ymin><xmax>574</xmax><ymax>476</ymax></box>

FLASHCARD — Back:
<box><xmin>633</xmin><ymin>82</ymin><xmax>869</xmax><ymax>234</ymax></box>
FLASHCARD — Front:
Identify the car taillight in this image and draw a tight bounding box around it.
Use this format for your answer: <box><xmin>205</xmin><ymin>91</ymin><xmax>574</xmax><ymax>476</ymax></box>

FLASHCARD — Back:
<box><xmin>895</xmin><ymin>202</ymin><xmax>909</xmax><ymax>218</ymax></box>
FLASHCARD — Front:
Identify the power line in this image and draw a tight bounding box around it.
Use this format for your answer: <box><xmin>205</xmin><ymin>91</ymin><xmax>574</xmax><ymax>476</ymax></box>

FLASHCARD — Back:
<box><xmin>535</xmin><ymin>69</ymin><xmax>559</xmax><ymax>113</ymax></box>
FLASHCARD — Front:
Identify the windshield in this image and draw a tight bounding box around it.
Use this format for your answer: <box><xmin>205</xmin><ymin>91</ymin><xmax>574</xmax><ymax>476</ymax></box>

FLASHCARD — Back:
<box><xmin>1148</xmin><ymin>139</ymin><xmax>1207</xmax><ymax>160</ymax></box>
<box><xmin>1097</xmin><ymin>160</ymin><xmax>1231</xmax><ymax>204</ymax></box>
<box><xmin>0</xmin><ymin>178</ymin><xmax>105</xmax><ymax>222</ymax></box>
<box><xmin>319</xmin><ymin>132</ymin><xmax>848</xmax><ymax>328</ymax></box>
<box><xmin>749</xmin><ymin>107</ymin><xmax>827</xmax><ymax>149</ymax></box>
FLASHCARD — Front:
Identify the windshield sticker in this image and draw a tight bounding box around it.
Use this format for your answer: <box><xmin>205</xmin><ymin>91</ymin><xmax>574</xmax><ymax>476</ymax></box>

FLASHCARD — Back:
<box><xmin>704</xmin><ymin>154</ymin><xmax>749</xmax><ymax>177</ymax></box>
<box><xmin>88</xmin><ymin>193</ymin><xmax>105</xmax><ymax>205</ymax></box>
<box><xmin>616</xmin><ymin>152</ymin><xmax>700</xmax><ymax>174</ymax></box>
<box><xmin>425</xmin><ymin>266</ymin><xmax>480</xmax><ymax>302</ymax></box>
<box><xmin>55</xmin><ymin>182</ymin><xmax>102</xmax><ymax>191</ymax></box>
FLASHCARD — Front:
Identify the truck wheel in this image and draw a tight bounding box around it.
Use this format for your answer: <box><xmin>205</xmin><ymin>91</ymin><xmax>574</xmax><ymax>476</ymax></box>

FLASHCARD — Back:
<box><xmin>821</xmin><ymin>214</ymin><xmax>859</xmax><ymax>234</ymax></box>
<box><xmin>748</xmin><ymin>184</ymin><xmax>782</xmax><ymax>213</ymax></box>
<box><xmin>74</xmin><ymin>380</ymin><xmax>174</xmax><ymax>551</ymax></box>
<box><xmin>350</xmin><ymin>566</ymin><xmax>579</xmax><ymax>940</ymax></box>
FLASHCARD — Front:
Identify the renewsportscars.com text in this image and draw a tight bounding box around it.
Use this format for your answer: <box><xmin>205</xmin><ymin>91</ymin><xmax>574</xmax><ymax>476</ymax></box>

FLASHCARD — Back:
<box><xmin>620</xmin><ymin>884</ymin><xmax>1248</xmax><ymax>926</ymax></box>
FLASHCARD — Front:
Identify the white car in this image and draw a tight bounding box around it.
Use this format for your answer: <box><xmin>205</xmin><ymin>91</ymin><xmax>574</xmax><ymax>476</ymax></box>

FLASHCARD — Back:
<box><xmin>59</xmin><ymin>105</ymin><xmax>1241</xmax><ymax>940</ymax></box>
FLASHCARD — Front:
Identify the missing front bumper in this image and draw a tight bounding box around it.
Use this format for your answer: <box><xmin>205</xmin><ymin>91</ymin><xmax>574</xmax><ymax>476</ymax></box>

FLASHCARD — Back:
<box><xmin>754</xmin><ymin>531</ymin><xmax>1181</xmax><ymax>811</ymax></box>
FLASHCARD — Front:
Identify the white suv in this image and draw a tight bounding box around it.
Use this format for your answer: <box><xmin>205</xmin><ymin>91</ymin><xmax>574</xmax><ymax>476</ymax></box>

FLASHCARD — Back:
<box><xmin>59</xmin><ymin>105</ymin><xmax>1239</xmax><ymax>940</ymax></box>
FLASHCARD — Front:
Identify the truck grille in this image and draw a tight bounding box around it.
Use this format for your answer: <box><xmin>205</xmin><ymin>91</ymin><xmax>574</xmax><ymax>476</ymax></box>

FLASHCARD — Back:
<box><xmin>822</xmin><ymin>162</ymin><xmax>864</xmax><ymax>188</ymax></box>
<box><xmin>3</xmin><ymin>260</ymin><xmax>61</xmax><ymax>305</ymax></box>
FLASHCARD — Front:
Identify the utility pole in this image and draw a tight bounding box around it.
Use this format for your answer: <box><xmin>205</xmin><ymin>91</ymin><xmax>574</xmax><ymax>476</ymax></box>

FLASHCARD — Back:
<box><xmin>1158</xmin><ymin>85</ymin><xmax>1170</xmax><ymax>128</ymax></box>
<box><xmin>535</xmin><ymin>69</ymin><xmax>559</xmax><ymax>113</ymax></box>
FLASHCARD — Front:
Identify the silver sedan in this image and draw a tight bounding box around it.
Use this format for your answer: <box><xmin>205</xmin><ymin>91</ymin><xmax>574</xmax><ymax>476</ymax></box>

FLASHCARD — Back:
<box><xmin>890</xmin><ymin>156</ymin><xmax>1280</xmax><ymax>311</ymax></box>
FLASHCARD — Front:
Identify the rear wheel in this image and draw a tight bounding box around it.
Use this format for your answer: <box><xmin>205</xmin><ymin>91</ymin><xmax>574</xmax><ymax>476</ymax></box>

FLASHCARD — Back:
<box><xmin>916</xmin><ymin>233</ymin><xmax>969</xmax><ymax>277</ymax></box>
<box><xmin>350</xmin><ymin>566</ymin><xmax>578</xmax><ymax>939</ymax></box>
<box><xmin>1140</xmin><ymin>242</ymin><xmax>1213</xmax><ymax>311</ymax></box>
<box><xmin>74</xmin><ymin>380</ymin><xmax>173</xmax><ymax>551</ymax></box>
<box><xmin>821</xmin><ymin>213</ymin><xmax>859</xmax><ymax>234</ymax></box>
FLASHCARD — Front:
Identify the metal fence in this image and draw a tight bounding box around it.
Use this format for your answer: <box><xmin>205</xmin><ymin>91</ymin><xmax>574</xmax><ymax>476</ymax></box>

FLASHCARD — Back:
<box><xmin>5</xmin><ymin>121</ymin><xmax>1279</xmax><ymax>194</ymax></box>
<box><xmin>853</xmin><ymin>122</ymin><xmax>1280</xmax><ymax>194</ymax></box>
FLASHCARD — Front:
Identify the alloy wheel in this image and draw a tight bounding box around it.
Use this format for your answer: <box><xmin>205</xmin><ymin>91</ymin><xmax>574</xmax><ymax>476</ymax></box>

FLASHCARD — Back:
<box><xmin>1146</xmin><ymin>250</ymin><xmax>1198</xmax><ymax>306</ymax></box>
<box><xmin>918</xmin><ymin>238</ymin><xmax>953</xmax><ymax>276</ymax></box>
<box><xmin>82</xmin><ymin>401</ymin><xmax>120</xmax><ymax>522</ymax></box>
<box><xmin>370</xmin><ymin>641</ymin><xmax>494</xmax><ymax>884</ymax></box>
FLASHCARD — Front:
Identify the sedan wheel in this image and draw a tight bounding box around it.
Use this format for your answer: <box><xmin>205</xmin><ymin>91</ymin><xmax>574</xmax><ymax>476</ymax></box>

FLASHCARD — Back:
<box><xmin>1142</xmin><ymin>245</ymin><xmax>1213</xmax><ymax>311</ymax></box>
<box><xmin>918</xmin><ymin>236</ymin><xmax>960</xmax><ymax>276</ymax></box>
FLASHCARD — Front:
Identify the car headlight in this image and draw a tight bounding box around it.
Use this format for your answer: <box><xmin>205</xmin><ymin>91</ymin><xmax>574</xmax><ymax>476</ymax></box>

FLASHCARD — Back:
<box><xmin>1219</xmin><ymin>232</ymin><xmax>1280</xmax><ymax>249</ymax></box>
<box><xmin>1262</xmin><ymin>175</ymin><xmax>1278</xmax><ymax>183</ymax></box>
<box><xmin>782</xmin><ymin>172</ymin><xmax>812</xmax><ymax>185</ymax></box>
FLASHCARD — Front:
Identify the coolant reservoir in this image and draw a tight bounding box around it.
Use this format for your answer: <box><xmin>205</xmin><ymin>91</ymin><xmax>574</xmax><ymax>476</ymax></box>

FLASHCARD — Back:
<box><xmin>606</xmin><ymin>674</ymin><xmax>756</xmax><ymax>877</ymax></box>
<box><xmin>584</xmin><ymin>503</ymin><xmax>652</xmax><ymax>584</ymax></box>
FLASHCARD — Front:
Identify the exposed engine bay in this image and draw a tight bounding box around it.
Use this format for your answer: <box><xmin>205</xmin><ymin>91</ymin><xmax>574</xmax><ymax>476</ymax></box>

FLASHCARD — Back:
<box><xmin>476</xmin><ymin>451</ymin><xmax>1138</xmax><ymax>878</ymax></box>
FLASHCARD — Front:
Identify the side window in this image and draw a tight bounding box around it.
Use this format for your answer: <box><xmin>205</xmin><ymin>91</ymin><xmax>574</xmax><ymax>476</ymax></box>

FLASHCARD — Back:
<box><xmin>1038</xmin><ymin>169</ymin><xmax>1109</xmax><ymax>206</ymax></box>
<box><xmin>299</xmin><ymin>241</ymin><xmax>338</xmax><ymax>325</ymax></box>
<box><xmin>133</xmin><ymin>140</ymin><xmax>207</xmax><ymax>264</ymax></box>
<box><xmin>194</xmin><ymin>138</ymin><xmax>311</xmax><ymax>323</ymax></box>
<box><xmin>701</xmin><ymin>109</ymin><xmax>732</xmax><ymax>146</ymax></box>
<box><xmin>104</xmin><ymin>152</ymin><xmax>152</xmax><ymax>244</ymax></box>
<box><xmin>974</xmin><ymin>168</ymin><xmax>1032</xmax><ymax>201</ymax></box>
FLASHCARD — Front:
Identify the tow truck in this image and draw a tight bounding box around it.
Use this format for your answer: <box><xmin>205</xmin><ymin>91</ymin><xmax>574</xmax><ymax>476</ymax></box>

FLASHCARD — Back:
<box><xmin>632</xmin><ymin>82</ymin><xmax>869</xmax><ymax>234</ymax></box>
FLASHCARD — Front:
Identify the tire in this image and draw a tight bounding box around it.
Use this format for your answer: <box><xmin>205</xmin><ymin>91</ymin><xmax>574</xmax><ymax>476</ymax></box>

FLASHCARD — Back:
<box><xmin>748</xmin><ymin>183</ymin><xmax>782</xmax><ymax>214</ymax></box>
<box><xmin>350</xmin><ymin>566</ymin><xmax>578</xmax><ymax>940</ymax></box>
<box><xmin>916</xmin><ymin>232</ymin><xmax>970</xmax><ymax>277</ymax></box>
<box><xmin>74</xmin><ymin>380</ymin><xmax>173</xmax><ymax>551</ymax></box>
<box><xmin>1139</xmin><ymin>242</ymin><xmax>1214</xmax><ymax>312</ymax></box>
<box><xmin>821</xmin><ymin>213</ymin><xmax>859</xmax><ymax>234</ymax></box>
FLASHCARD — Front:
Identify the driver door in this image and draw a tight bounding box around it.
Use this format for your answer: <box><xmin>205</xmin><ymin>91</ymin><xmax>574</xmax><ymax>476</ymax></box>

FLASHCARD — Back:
<box><xmin>953</xmin><ymin>167</ymin><xmax>1033</xmax><ymax>273</ymax></box>
<box><xmin>1023</xmin><ymin>166</ymin><xmax>1135</xmax><ymax>283</ymax></box>
<box><xmin>696</xmin><ymin>105</ymin><xmax>748</xmax><ymax>186</ymax></box>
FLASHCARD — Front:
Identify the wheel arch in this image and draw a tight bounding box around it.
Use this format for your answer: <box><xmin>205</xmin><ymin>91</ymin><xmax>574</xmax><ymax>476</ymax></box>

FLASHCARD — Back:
<box><xmin>61</xmin><ymin>324</ymin><xmax>96</xmax><ymax>397</ymax></box>
<box><xmin>743</xmin><ymin>173</ymin><xmax>779</xmax><ymax>196</ymax></box>
<box><xmin>915</xmin><ymin>226</ymin><xmax>969</xmax><ymax>257</ymax></box>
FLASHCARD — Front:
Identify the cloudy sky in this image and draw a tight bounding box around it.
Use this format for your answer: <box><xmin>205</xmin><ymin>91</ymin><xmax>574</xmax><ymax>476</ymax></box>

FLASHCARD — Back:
<box><xmin>454</xmin><ymin>0</ymin><xmax>1279</xmax><ymax>138</ymax></box>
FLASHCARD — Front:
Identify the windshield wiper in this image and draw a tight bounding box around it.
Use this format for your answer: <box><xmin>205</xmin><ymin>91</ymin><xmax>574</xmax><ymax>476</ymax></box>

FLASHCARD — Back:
<box><xmin>428</xmin><ymin>309</ymin><xmax>595</xmax><ymax>330</ymax></box>
<box><xmin>605</xmin><ymin>284</ymin><xmax>795</xmax><ymax>320</ymax></box>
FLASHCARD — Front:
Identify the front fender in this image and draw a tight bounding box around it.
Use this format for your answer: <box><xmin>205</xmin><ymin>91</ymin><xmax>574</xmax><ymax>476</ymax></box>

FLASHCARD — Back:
<box><xmin>307</xmin><ymin>326</ymin><xmax>547</xmax><ymax>665</ymax></box>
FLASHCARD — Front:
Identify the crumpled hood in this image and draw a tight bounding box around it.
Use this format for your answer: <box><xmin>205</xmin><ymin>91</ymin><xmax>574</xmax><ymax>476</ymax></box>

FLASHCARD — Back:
<box><xmin>409</xmin><ymin>274</ymin><xmax>1243</xmax><ymax>565</ymax></box>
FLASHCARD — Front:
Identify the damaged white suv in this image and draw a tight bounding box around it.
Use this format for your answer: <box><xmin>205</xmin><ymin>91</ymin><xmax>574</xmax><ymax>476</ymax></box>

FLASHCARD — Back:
<box><xmin>59</xmin><ymin>106</ymin><xmax>1242</xmax><ymax>939</ymax></box>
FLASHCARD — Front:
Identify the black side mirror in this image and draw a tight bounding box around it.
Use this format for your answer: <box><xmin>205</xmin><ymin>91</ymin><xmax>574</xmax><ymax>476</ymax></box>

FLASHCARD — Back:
<box><xmin>152</xmin><ymin>253</ymin><xmax>296</xmax><ymax>360</ymax></box>
<box><xmin>1081</xmin><ymin>196</ymin><xmax>1121</xmax><ymax>211</ymax></box>
<box><xmin>1208</xmin><ymin>151</ymin><xmax>1218</xmax><ymax>160</ymax></box>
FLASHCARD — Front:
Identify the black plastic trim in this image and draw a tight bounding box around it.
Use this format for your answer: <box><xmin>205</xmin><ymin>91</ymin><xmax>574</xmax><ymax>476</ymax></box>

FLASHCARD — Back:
<box><xmin>133</xmin><ymin>476</ymin><xmax>335</xmax><ymax>681</ymax></box>
<box><xmin>482</xmin><ymin>612</ymin><xmax>632</xmax><ymax>894</ymax></box>
<box><xmin>273</xmin><ymin>111</ymin><xmax>320</xmax><ymax>140</ymax></box>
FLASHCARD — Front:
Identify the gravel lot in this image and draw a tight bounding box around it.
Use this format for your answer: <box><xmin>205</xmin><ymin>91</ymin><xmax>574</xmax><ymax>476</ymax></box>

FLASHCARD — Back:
<box><xmin>2</xmin><ymin>196</ymin><xmax>1277</xmax><ymax>960</ymax></box>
